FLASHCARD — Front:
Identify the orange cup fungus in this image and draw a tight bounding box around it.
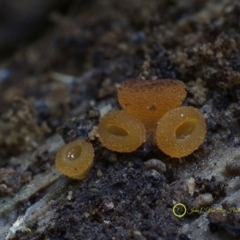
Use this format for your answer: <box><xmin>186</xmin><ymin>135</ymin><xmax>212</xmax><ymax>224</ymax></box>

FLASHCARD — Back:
<box><xmin>55</xmin><ymin>139</ymin><xmax>94</xmax><ymax>179</ymax></box>
<box><xmin>97</xmin><ymin>110</ymin><xmax>146</xmax><ymax>152</ymax></box>
<box><xmin>156</xmin><ymin>106</ymin><xmax>206</xmax><ymax>158</ymax></box>
<box><xmin>117</xmin><ymin>79</ymin><xmax>186</xmax><ymax>129</ymax></box>
<box><xmin>55</xmin><ymin>79</ymin><xmax>207</xmax><ymax>179</ymax></box>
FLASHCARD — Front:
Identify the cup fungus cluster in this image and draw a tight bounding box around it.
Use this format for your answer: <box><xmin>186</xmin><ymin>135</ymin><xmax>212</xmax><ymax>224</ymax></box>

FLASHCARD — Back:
<box><xmin>98</xmin><ymin>79</ymin><xmax>206</xmax><ymax>158</ymax></box>
<box><xmin>55</xmin><ymin>78</ymin><xmax>207</xmax><ymax>179</ymax></box>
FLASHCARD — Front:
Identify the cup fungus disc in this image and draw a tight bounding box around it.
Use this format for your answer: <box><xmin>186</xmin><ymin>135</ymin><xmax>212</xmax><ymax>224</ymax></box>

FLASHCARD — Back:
<box><xmin>156</xmin><ymin>106</ymin><xmax>206</xmax><ymax>158</ymax></box>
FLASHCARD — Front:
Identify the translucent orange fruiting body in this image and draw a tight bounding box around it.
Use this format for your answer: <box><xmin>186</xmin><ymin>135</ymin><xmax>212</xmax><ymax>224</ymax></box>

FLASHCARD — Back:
<box><xmin>156</xmin><ymin>106</ymin><xmax>206</xmax><ymax>158</ymax></box>
<box><xmin>97</xmin><ymin>110</ymin><xmax>146</xmax><ymax>152</ymax></box>
<box><xmin>55</xmin><ymin>139</ymin><xmax>94</xmax><ymax>179</ymax></box>
<box><xmin>117</xmin><ymin>79</ymin><xmax>186</xmax><ymax>129</ymax></box>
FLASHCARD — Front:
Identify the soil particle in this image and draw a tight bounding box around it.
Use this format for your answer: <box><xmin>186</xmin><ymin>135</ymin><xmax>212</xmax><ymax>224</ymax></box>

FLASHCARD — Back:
<box><xmin>0</xmin><ymin>167</ymin><xmax>32</xmax><ymax>196</ymax></box>
<box><xmin>195</xmin><ymin>176</ymin><xmax>228</xmax><ymax>199</ymax></box>
<box><xmin>57</xmin><ymin>118</ymin><xmax>98</xmax><ymax>143</ymax></box>
<box><xmin>192</xmin><ymin>193</ymin><xmax>214</xmax><ymax>208</ymax></box>
<box><xmin>0</xmin><ymin>97</ymin><xmax>50</xmax><ymax>158</ymax></box>
<box><xmin>225</xmin><ymin>154</ymin><xmax>240</xmax><ymax>176</ymax></box>
<box><xmin>144</xmin><ymin>158</ymin><xmax>167</xmax><ymax>173</ymax></box>
<box><xmin>208</xmin><ymin>212</ymin><xmax>240</xmax><ymax>237</ymax></box>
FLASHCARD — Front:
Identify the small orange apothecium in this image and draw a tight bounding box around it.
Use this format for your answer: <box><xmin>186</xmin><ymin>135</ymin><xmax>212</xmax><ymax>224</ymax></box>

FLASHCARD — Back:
<box><xmin>55</xmin><ymin>139</ymin><xmax>94</xmax><ymax>179</ymax></box>
<box><xmin>156</xmin><ymin>106</ymin><xmax>206</xmax><ymax>158</ymax></box>
<box><xmin>117</xmin><ymin>79</ymin><xmax>186</xmax><ymax>129</ymax></box>
<box><xmin>97</xmin><ymin>110</ymin><xmax>146</xmax><ymax>152</ymax></box>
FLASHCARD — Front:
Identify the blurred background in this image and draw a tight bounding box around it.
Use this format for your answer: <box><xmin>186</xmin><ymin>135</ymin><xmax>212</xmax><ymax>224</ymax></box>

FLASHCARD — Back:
<box><xmin>0</xmin><ymin>0</ymin><xmax>77</xmax><ymax>59</ymax></box>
